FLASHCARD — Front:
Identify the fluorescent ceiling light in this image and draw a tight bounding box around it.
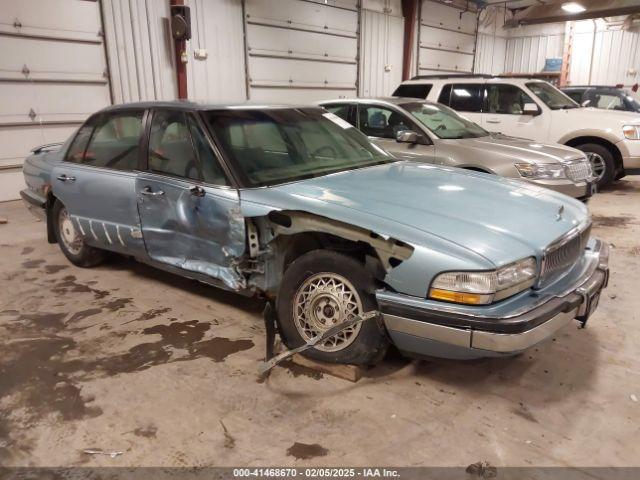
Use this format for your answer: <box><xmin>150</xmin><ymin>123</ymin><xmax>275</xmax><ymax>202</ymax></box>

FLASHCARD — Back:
<box><xmin>453</xmin><ymin>89</ymin><xmax>471</xmax><ymax>97</ymax></box>
<box><xmin>561</xmin><ymin>2</ymin><xmax>586</xmax><ymax>13</ymax></box>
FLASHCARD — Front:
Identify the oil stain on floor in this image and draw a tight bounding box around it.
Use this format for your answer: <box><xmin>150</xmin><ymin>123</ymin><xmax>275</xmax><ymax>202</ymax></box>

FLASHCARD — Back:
<box><xmin>0</xmin><ymin>256</ymin><xmax>256</xmax><ymax>462</ymax></box>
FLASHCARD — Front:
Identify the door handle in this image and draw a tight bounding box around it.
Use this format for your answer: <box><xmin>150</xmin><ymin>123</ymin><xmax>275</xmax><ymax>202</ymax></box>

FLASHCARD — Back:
<box><xmin>486</xmin><ymin>119</ymin><xmax>501</xmax><ymax>124</ymax></box>
<box><xmin>189</xmin><ymin>185</ymin><xmax>205</xmax><ymax>197</ymax></box>
<box><xmin>56</xmin><ymin>174</ymin><xmax>76</xmax><ymax>182</ymax></box>
<box><xmin>141</xmin><ymin>186</ymin><xmax>164</xmax><ymax>196</ymax></box>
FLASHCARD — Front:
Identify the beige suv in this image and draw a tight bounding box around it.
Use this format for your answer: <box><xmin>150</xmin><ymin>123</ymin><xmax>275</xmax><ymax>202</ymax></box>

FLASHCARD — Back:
<box><xmin>394</xmin><ymin>75</ymin><xmax>640</xmax><ymax>187</ymax></box>
<box><xmin>319</xmin><ymin>97</ymin><xmax>594</xmax><ymax>200</ymax></box>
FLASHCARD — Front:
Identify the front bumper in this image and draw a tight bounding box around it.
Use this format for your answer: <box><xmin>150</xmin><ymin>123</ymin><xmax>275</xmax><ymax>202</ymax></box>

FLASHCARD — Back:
<box><xmin>527</xmin><ymin>178</ymin><xmax>595</xmax><ymax>201</ymax></box>
<box><xmin>377</xmin><ymin>240</ymin><xmax>609</xmax><ymax>359</ymax></box>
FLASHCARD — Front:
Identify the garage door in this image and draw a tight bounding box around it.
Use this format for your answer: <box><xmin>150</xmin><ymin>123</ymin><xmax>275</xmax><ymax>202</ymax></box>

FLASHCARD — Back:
<box><xmin>244</xmin><ymin>0</ymin><xmax>359</xmax><ymax>103</ymax></box>
<box><xmin>418</xmin><ymin>0</ymin><xmax>478</xmax><ymax>76</ymax></box>
<box><xmin>0</xmin><ymin>0</ymin><xmax>111</xmax><ymax>202</ymax></box>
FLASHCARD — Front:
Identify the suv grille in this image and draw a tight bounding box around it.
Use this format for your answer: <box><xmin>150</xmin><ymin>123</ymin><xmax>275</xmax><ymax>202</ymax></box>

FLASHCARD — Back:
<box><xmin>540</xmin><ymin>224</ymin><xmax>591</xmax><ymax>283</ymax></box>
<box><xmin>564</xmin><ymin>159</ymin><xmax>591</xmax><ymax>182</ymax></box>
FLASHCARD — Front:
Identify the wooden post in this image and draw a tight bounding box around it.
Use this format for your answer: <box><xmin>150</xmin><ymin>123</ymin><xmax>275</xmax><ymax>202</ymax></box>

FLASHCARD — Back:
<box><xmin>401</xmin><ymin>0</ymin><xmax>419</xmax><ymax>81</ymax></box>
<box><xmin>171</xmin><ymin>0</ymin><xmax>188</xmax><ymax>99</ymax></box>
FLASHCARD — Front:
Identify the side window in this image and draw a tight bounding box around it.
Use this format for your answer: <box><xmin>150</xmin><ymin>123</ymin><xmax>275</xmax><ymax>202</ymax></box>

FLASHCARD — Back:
<box><xmin>593</xmin><ymin>93</ymin><xmax>624</xmax><ymax>110</ymax></box>
<box><xmin>186</xmin><ymin>115</ymin><xmax>228</xmax><ymax>186</ymax></box>
<box><xmin>82</xmin><ymin>111</ymin><xmax>143</xmax><ymax>170</ymax></box>
<box><xmin>392</xmin><ymin>84</ymin><xmax>433</xmax><ymax>98</ymax></box>
<box><xmin>486</xmin><ymin>84</ymin><xmax>536</xmax><ymax>115</ymax></box>
<box><xmin>447</xmin><ymin>84</ymin><xmax>484</xmax><ymax>112</ymax></box>
<box><xmin>323</xmin><ymin>104</ymin><xmax>353</xmax><ymax>124</ymax></box>
<box><xmin>565</xmin><ymin>90</ymin><xmax>585</xmax><ymax>103</ymax></box>
<box><xmin>358</xmin><ymin>105</ymin><xmax>412</xmax><ymax>139</ymax></box>
<box><xmin>65</xmin><ymin>121</ymin><xmax>96</xmax><ymax>163</ymax></box>
<box><xmin>148</xmin><ymin>110</ymin><xmax>200</xmax><ymax>180</ymax></box>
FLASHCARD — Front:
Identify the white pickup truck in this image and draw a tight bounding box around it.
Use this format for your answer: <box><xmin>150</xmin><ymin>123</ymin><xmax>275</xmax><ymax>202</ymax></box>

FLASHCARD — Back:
<box><xmin>394</xmin><ymin>75</ymin><xmax>640</xmax><ymax>187</ymax></box>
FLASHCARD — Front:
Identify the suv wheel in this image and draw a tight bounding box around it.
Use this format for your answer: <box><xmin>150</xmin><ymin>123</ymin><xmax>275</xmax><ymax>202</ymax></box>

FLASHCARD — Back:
<box><xmin>575</xmin><ymin>143</ymin><xmax>615</xmax><ymax>188</ymax></box>
<box><xmin>276</xmin><ymin>250</ymin><xmax>389</xmax><ymax>365</ymax></box>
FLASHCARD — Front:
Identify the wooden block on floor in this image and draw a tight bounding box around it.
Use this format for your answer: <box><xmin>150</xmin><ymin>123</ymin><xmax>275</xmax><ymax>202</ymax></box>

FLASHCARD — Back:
<box><xmin>290</xmin><ymin>354</ymin><xmax>364</xmax><ymax>382</ymax></box>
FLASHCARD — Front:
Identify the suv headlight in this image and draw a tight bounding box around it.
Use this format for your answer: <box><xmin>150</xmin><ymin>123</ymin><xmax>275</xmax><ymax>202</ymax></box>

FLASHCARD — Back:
<box><xmin>515</xmin><ymin>162</ymin><xmax>566</xmax><ymax>179</ymax></box>
<box><xmin>429</xmin><ymin>257</ymin><xmax>537</xmax><ymax>305</ymax></box>
<box><xmin>623</xmin><ymin>125</ymin><xmax>640</xmax><ymax>140</ymax></box>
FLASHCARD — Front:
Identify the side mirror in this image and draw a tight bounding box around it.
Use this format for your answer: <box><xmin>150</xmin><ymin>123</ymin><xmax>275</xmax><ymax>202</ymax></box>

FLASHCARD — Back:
<box><xmin>396</xmin><ymin>130</ymin><xmax>430</xmax><ymax>145</ymax></box>
<box><xmin>523</xmin><ymin>103</ymin><xmax>540</xmax><ymax>115</ymax></box>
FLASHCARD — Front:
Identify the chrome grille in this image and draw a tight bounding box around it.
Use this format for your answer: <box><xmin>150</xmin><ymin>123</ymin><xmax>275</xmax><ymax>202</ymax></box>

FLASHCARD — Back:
<box><xmin>540</xmin><ymin>224</ymin><xmax>591</xmax><ymax>282</ymax></box>
<box><xmin>564</xmin><ymin>159</ymin><xmax>592</xmax><ymax>182</ymax></box>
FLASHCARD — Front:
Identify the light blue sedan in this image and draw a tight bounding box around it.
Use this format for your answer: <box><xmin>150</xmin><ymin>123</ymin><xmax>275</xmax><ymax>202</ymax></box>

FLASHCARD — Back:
<box><xmin>21</xmin><ymin>102</ymin><xmax>609</xmax><ymax>364</ymax></box>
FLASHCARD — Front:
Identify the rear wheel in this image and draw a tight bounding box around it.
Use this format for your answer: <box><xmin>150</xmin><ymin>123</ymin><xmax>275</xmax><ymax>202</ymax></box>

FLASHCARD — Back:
<box><xmin>574</xmin><ymin>143</ymin><xmax>615</xmax><ymax>188</ymax></box>
<box><xmin>53</xmin><ymin>200</ymin><xmax>105</xmax><ymax>267</ymax></box>
<box><xmin>276</xmin><ymin>250</ymin><xmax>389</xmax><ymax>365</ymax></box>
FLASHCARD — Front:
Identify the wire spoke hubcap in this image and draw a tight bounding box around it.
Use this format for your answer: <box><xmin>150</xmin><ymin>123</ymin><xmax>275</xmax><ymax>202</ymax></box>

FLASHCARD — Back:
<box><xmin>586</xmin><ymin>152</ymin><xmax>606</xmax><ymax>181</ymax></box>
<box><xmin>293</xmin><ymin>272</ymin><xmax>363</xmax><ymax>352</ymax></box>
<box><xmin>59</xmin><ymin>207</ymin><xmax>83</xmax><ymax>255</ymax></box>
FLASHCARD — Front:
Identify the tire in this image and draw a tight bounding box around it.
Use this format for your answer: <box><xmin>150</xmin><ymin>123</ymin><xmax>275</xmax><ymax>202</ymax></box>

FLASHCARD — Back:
<box><xmin>52</xmin><ymin>200</ymin><xmax>106</xmax><ymax>267</ymax></box>
<box><xmin>276</xmin><ymin>250</ymin><xmax>389</xmax><ymax>365</ymax></box>
<box><xmin>574</xmin><ymin>142</ymin><xmax>615</xmax><ymax>188</ymax></box>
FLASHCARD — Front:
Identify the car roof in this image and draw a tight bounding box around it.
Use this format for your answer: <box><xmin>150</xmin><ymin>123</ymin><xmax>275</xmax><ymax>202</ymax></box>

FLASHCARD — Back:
<box><xmin>100</xmin><ymin>100</ymin><xmax>323</xmax><ymax>113</ymax></box>
<box><xmin>319</xmin><ymin>97</ymin><xmax>439</xmax><ymax>107</ymax></box>
<box><xmin>563</xmin><ymin>85</ymin><xmax>623</xmax><ymax>90</ymax></box>
<box><xmin>400</xmin><ymin>75</ymin><xmax>550</xmax><ymax>85</ymax></box>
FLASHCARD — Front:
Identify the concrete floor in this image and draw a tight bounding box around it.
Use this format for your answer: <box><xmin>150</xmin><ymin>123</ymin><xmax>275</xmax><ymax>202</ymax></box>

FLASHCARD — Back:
<box><xmin>1</xmin><ymin>176</ymin><xmax>639</xmax><ymax>468</ymax></box>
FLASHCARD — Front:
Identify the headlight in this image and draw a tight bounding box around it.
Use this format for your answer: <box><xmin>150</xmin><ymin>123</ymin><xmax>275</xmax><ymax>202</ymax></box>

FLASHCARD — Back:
<box><xmin>515</xmin><ymin>162</ymin><xmax>566</xmax><ymax>180</ymax></box>
<box><xmin>429</xmin><ymin>257</ymin><xmax>537</xmax><ymax>305</ymax></box>
<box><xmin>623</xmin><ymin>125</ymin><xmax>640</xmax><ymax>140</ymax></box>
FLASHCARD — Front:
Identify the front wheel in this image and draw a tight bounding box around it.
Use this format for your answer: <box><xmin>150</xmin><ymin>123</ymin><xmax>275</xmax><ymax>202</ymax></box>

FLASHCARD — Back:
<box><xmin>53</xmin><ymin>200</ymin><xmax>105</xmax><ymax>267</ymax></box>
<box><xmin>276</xmin><ymin>250</ymin><xmax>389</xmax><ymax>365</ymax></box>
<box><xmin>574</xmin><ymin>143</ymin><xmax>615</xmax><ymax>188</ymax></box>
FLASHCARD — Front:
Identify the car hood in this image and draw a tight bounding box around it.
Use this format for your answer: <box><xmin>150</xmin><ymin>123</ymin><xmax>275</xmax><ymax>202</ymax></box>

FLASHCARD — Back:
<box><xmin>240</xmin><ymin>161</ymin><xmax>588</xmax><ymax>268</ymax></box>
<box><xmin>559</xmin><ymin>106</ymin><xmax>640</xmax><ymax>127</ymax></box>
<box><xmin>439</xmin><ymin>134</ymin><xmax>585</xmax><ymax>164</ymax></box>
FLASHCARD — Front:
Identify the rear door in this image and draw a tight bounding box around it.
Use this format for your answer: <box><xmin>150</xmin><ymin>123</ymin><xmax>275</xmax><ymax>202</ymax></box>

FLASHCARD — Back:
<box><xmin>356</xmin><ymin>104</ymin><xmax>435</xmax><ymax>161</ymax></box>
<box><xmin>136</xmin><ymin>108</ymin><xmax>245</xmax><ymax>290</ymax></box>
<box><xmin>51</xmin><ymin>109</ymin><xmax>147</xmax><ymax>256</ymax></box>
<box><xmin>482</xmin><ymin>83</ymin><xmax>550</xmax><ymax>141</ymax></box>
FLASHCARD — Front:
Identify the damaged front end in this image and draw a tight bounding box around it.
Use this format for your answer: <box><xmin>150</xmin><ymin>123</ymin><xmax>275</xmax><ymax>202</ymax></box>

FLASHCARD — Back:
<box><xmin>237</xmin><ymin>210</ymin><xmax>414</xmax><ymax>297</ymax></box>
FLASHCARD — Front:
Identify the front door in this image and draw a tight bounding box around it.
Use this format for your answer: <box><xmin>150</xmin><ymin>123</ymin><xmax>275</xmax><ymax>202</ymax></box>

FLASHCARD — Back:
<box><xmin>481</xmin><ymin>83</ymin><xmax>550</xmax><ymax>141</ymax></box>
<box><xmin>357</xmin><ymin>104</ymin><xmax>436</xmax><ymax>162</ymax></box>
<box><xmin>51</xmin><ymin>109</ymin><xmax>147</xmax><ymax>256</ymax></box>
<box><xmin>136</xmin><ymin>109</ymin><xmax>245</xmax><ymax>290</ymax></box>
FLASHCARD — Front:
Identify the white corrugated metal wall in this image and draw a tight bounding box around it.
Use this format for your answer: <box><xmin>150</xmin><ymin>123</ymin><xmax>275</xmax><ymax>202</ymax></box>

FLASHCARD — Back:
<box><xmin>243</xmin><ymin>0</ymin><xmax>360</xmax><ymax>103</ymax></box>
<box><xmin>102</xmin><ymin>0</ymin><xmax>177</xmax><ymax>103</ymax></box>
<box><xmin>359</xmin><ymin>0</ymin><xmax>404</xmax><ymax>97</ymax></box>
<box><xmin>0</xmin><ymin>0</ymin><xmax>111</xmax><ymax>201</ymax></box>
<box><xmin>474</xmin><ymin>5</ymin><xmax>507</xmax><ymax>75</ymax></box>
<box><xmin>418</xmin><ymin>0</ymin><xmax>478</xmax><ymax>76</ymax></box>
<box><xmin>503</xmin><ymin>23</ymin><xmax>565</xmax><ymax>74</ymax></box>
<box><xmin>185</xmin><ymin>0</ymin><xmax>246</xmax><ymax>102</ymax></box>
<box><xmin>570</xmin><ymin>19</ymin><xmax>640</xmax><ymax>87</ymax></box>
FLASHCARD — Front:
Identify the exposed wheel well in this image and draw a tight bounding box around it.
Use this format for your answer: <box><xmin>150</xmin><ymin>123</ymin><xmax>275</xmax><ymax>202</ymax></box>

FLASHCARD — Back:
<box><xmin>282</xmin><ymin>232</ymin><xmax>385</xmax><ymax>280</ymax></box>
<box><xmin>565</xmin><ymin>136</ymin><xmax>623</xmax><ymax>172</ymax></box>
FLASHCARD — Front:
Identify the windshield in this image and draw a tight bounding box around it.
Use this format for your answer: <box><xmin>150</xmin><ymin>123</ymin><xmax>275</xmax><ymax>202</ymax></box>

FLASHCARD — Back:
<box><xmin>526</xmin><ymin>81</ymin><xmax>579</xmax><ymax>110</ymax></box>
<box><xmin>204</xmin><ymin>108</ymin><xmax>395</xmax><ymax>187</ymax></box>
<box><xmin>400</xmin><ymin>102</ymin><xmax>489</xmax><ymax>139</ymax></box>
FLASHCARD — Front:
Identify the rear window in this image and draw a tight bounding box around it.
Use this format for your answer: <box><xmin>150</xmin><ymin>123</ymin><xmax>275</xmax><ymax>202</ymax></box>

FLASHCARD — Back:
<box><xmin>392</xmin><ymin>84</ymin><xmax>433</xmax><ymax>99</ymax></box>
